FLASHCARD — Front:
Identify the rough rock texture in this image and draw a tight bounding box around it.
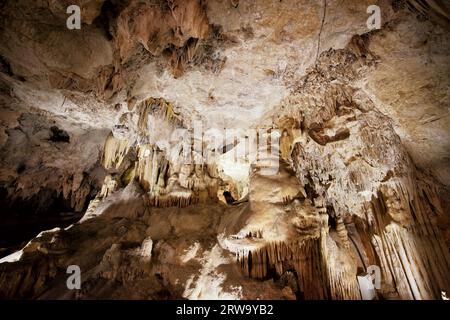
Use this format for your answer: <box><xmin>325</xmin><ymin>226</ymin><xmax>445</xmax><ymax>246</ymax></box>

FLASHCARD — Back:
<box><xmin>0</xmin><ymin>0</ymin><xmax>449</xmax><ymax>300</ymax></box>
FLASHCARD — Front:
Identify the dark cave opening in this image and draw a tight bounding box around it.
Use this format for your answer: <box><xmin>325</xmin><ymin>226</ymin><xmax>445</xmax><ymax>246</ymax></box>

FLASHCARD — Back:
<box><xmin>0</xmin><ymin>187</ymin><xmax>91</xmax><ymax>259</ymax></box>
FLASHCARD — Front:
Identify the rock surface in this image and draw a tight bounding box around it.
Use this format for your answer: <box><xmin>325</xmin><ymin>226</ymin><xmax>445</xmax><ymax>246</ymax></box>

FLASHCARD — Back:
<box><xmin>0</xmin><ymin>0</ymin><xmax>449</xmax><ymax>300</ymax></box>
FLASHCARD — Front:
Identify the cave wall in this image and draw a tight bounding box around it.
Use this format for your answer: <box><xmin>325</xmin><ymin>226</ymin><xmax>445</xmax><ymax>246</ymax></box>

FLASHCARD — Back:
<box><xmin>0</xmin><ymin>0</ymin><xmax>449</xmax><ymax>300</ymax></box>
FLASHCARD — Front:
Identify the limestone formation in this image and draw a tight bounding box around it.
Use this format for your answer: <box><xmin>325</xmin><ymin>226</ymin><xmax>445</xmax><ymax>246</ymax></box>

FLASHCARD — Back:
<box><xmin>0</xmin><ymin>0</ymin><xmax>449</xmax><ymax>300</ymax></box>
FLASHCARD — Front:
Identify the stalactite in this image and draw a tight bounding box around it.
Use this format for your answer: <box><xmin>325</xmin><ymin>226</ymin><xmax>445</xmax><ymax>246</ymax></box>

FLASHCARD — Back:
<box><xmin>322</xmin><ymin>172</ymin><xmax>450</xmax><ymax>300</ymax></box>
<box><xmin>325</xmin><ymin>261</ymin><xmax>360</xmax><ymax>299</ymax></box>
<box><xmin>135</xmin><ymin>144</ymin><xmax>169</xmax><ymax>193</ymax></box>
<box><xmin>236</xmin><ymin>236</ymin><xmax>330</xmax><ymax>299</ymax></box>
<box><xmin>136</xmin><ymin>97</ymin><xmax>183</xmax><ymax>137</ymax></box>
<box><xmin>235</xmin><ymin>229</ymin><xmax>361</xmax><ymax>300</ymax></box>
<box><xmin>323</xmin><ymin>230</ymin><xmax>361</xmax><ymax>300</ymax></box>
<box><xmin>58</xmin><ymin>172</ymin><xmax>95</xmax><ymax>213</ymax></box>
<box><xmin>285</xmin><ymin>68</ymin><xmax>450</xmax><ymax>299</ymax></box>
<box><xmin>364</xmin><ymin>179</ymin><xmax>450</xmax><ymax>299</ymax></box>
<box><xmin>147</xmin><ymin>193</ymin><xmax>200</xmax><ymax>208</ymax></box>
<box><xmin>102</xmin><ymin>133</ymin><xmax>131</xmax><ymax>170</ymax></box>
<box><xmin>134</xmin><ymin>144</ymin><xmax>219</xmax><ymax>208</ymax></box>
<box><xmin>336</xmin><ymin>217</ymin><xmax>350</xmax><ymax>249</ymax></box>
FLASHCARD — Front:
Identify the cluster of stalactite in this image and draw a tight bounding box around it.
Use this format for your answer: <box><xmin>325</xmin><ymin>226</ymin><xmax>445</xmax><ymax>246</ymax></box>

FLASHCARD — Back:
<box><xmin>286</xmin><ymin>114</ymin><xmax>450</xmax><ymax>298</ymax></box>
<box><xmin>97</xmin><ymin>118</ymin><xmax>219</xmax><ymax>208</ymax></box>
<box><xmin>335</xmin><ymin>217</ymin><xmax>350</xmax><ymax>249</ymax></box>
<box><xmin>231</xmin><ymin>145</ymin><xmax>360</xmax><ymax>299</ymax></box>
<box><xmin>135</xmin><ymin>144</ymin><xmax>169</xmax><ymax>194</ymax></box>
<box><xmin>237</xmin><ymin>238</ymin><xmax>328</xmax><ymax>298</ymax></box>
<box><xmin>136</xmin><ymin>97</ymin><xmax>183</xmax><ymax>137</ymax></box>
<box><xmin>289</xmin><ymin>137</ymin><xmax>450</xmax><ymax>300</ymax></box>
<box><xmin>2</xmin><ymin>169</ymin><xmax>98</xmax><ymax>217</ymax></box>
<box><xmin>102</xmin><ymin>133</ymin><xmax>131</xmax><ymax>170</ymax></box>
<box><xmin>236</xmin><ymin>232</ymin><xmax>360</xmax><ymax>300</ymax></box>
<box><xmin>266</xmin><ymin>38</ymin><xmax>450</xmax><ymax>299</ymax></box>
<box><xmin>135</xmin><ymin>144</ymin><xmax>219</xmax><ymax>207</ymax></box>
<box><xmin>146</xmin><ymin>193</ymin><xmax>200</xmax><ymax>208</ymax></box>
<box><xmin>358</xmin><ymin>176</ymin><xmax>450</xmax><ymax>299</ymax></box>
<box><xmin>397</xmin><ymin>0</ymin><xmax>450</xmax><ymax>25</ymax></box>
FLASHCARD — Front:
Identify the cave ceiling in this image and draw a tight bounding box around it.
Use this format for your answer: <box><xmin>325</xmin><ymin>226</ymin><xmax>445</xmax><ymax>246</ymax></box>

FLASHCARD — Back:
<box><xmin>0</xmin><ymin>0</ymin><xmax>449</xmax><ymax>301</ymax></box>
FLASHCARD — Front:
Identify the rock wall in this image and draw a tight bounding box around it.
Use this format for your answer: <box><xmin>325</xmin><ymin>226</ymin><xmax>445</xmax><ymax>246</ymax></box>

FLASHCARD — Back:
<box><xmin>0</xmin><ymin>0</ymin><xmax>449</xmax><ymax>301</ymax></box>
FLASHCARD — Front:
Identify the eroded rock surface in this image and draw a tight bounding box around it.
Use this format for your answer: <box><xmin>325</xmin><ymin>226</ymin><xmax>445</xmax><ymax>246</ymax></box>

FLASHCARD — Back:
<box><xmin>0</xmin><ymin>0</ymin><xmax>449</xmax><ymax>300</ymax></box>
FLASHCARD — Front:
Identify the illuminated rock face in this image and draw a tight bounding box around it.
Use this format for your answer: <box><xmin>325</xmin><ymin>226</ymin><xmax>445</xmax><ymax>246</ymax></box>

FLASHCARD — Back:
<box><xmin>0</xmin><ymin>0</ymin><xmax>450</xmax><ymax>300</ymax></box>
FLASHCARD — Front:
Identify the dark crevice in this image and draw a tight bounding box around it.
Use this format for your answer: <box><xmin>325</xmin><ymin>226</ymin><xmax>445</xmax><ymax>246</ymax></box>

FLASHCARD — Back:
<box><xmin>49</xmin><ymin>126</ymin><xmax>70</xmax><ymax>143</ymax></box>
<box><xmin>0</xmin><ymin>187</ymin><xmax>92</xmax><ymax>258</ymax></box>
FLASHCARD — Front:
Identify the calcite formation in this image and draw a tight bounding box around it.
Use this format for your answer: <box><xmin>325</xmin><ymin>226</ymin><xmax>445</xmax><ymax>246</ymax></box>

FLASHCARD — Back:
<box><xmin>0</xmin><ymin>0</ymin><xmax>449</xmax><ymax>300</ymax></box>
